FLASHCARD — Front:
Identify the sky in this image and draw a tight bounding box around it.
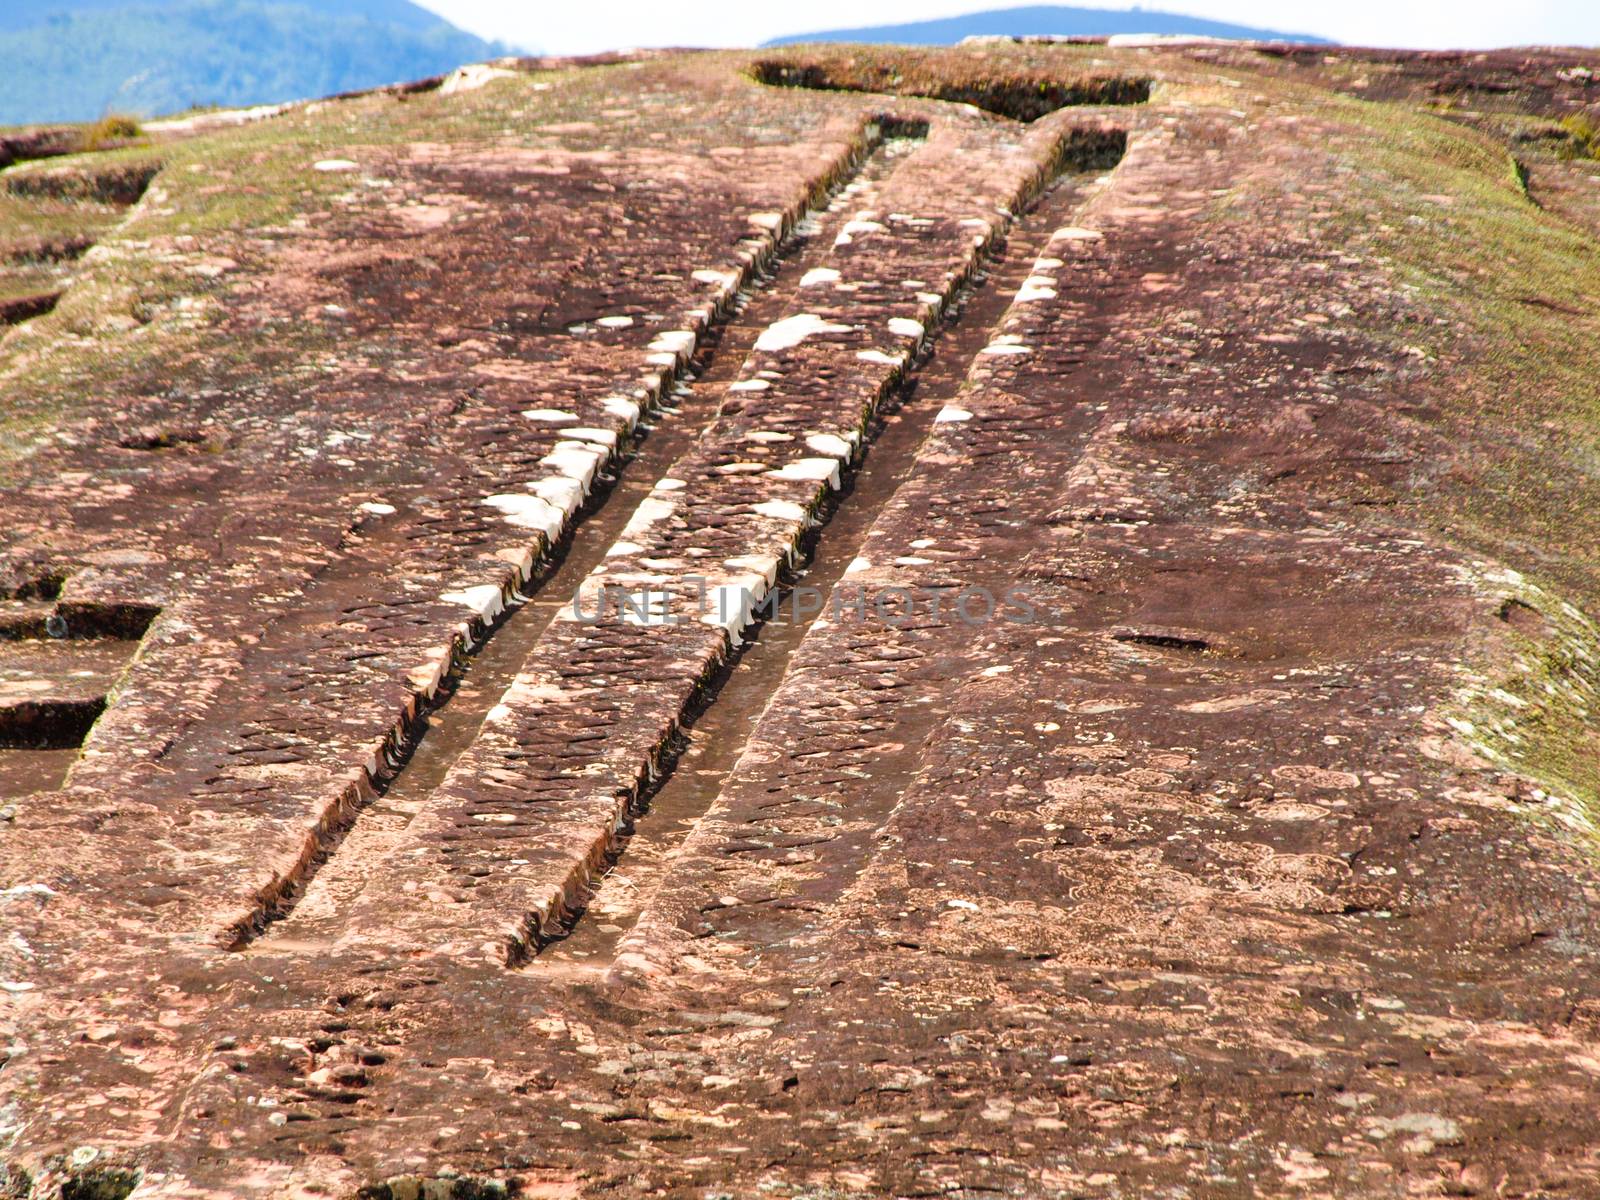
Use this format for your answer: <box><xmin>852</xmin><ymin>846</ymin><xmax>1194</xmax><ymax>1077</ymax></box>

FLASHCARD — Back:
<box><xmin>414</xmin><ymin>0</ymin><xmax>1600</xmax><ymax>55</ymax></box>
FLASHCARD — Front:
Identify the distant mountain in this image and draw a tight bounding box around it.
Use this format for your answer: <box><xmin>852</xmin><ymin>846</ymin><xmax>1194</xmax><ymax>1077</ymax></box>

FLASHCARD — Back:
<box><xmin>0</xmin><ymin>0</ymin><xmax>511</xmax><ymax>126</ymax></box>
<box><xmin>765</xmin><ymin>4</ymin><xmax>1330</xmax><ymax>47</ymax></box>
<box><xmin>0</xmin><ymin>0</ymin><xmax>451</xmax><ymax>34</ymax></box>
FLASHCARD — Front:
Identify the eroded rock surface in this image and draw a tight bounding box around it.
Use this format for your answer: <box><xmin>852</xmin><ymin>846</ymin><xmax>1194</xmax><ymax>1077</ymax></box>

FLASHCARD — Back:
<box><xmin>2</xmin><ymin>42</ymin><xmax>1599</xmax><ymax>1200</ymax></box>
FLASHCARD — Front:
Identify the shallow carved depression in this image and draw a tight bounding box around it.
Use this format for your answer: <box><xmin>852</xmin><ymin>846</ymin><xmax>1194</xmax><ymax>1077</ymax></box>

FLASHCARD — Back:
<box><xmin>0</xmin><ymin>586</ymin><xmax>157</xmax><ymax>798</ymax></box>
<box><xmin>1</xmin><ymin>159</ymin><xmax>161</xmax><ymax>207</ymax></box>
<box><xmin>0</xmin><ymin>292</ymin><xmax>62</xmax><ymax>326</ymax></box>
<box><xmin>751</xmin><ymin>59</ymin><xmax>1151</xmax><ymax>120</ymax></box>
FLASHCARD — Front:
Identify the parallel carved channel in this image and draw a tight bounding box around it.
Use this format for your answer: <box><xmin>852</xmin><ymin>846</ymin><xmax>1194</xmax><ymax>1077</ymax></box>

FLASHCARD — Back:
<box><xmin>541</xmin><ymin>151</ymin><xmax>1126</xmax><ymax>966</ymax></box>
<box><xmin>248</xmin><ymin>118</ymin><xmax>1128</xmax><ymax>965</ymax></box>
<box><xmin>246</xmin><ymin>127</ymin><xmax>929</xmax><ymax>952</ymax></box>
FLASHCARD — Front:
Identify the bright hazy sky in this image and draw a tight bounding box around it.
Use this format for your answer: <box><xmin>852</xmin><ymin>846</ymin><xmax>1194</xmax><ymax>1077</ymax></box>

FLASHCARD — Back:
<box><xmin>414</xmin><ymin>1</ymin><xmax>1600</xmax><ymax>55</ymax></box>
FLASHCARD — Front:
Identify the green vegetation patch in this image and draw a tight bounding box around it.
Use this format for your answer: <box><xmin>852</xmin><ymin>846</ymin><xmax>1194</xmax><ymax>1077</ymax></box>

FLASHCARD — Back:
<box><xmin>1191</xmin><ymin>67</ymin><xmax>1600</xmax><ymax>832</ymax></box>
<box><xmin>1446</xmin><ymin>567</ymin><xmax>1600</xmax><ymax>844</ymax></box>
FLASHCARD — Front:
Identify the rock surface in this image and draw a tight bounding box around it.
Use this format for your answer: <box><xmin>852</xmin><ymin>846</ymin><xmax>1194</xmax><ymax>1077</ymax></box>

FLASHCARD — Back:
<box><xmin>1</xmin><ymin>41</ymin><xmax>1599</xmax><ymax>1200</ymax></box>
